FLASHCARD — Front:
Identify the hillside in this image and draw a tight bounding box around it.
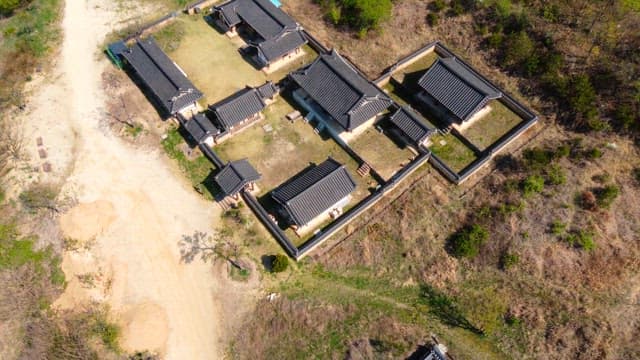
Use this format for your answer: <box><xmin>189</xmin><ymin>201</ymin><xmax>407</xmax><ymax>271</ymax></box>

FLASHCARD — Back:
<box><xmin>227</xmin><ymin>1</ymin><xmax>640</xmax><ymax>359</ymax></box>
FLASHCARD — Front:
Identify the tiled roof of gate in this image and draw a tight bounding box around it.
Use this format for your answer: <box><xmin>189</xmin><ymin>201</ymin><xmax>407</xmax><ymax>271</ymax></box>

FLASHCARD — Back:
<box><xmin>290</xmin><ymin>50</ymin><xmax>392</xmax><ymax>131</ymax></box>
<box><xmin>417</xmin><ymin>57</ymin><xmax>501</xmax><ymax>122</ymax></box>
<box><xmin>389</xmin><ymin>106</ymin><xmax>434</xmax><ymax>145</ymax></box>
<box><xmin>271</xmin><ymin>157</ymin><xmax>356</xmax><ymax>226</ymax></box>
<box><xmin>255</xmin><ymin>29</ymin><xmax>307</xmax><ymax>63</ymax></box>
<box><xmin>184</xmin><ymin>113</ymin><xmax>220</xmax><ymax>144</ymax></box>
<box><xmin>214</xmin><ymin>159</ymin><xmax>261</xmax><ymax>196</ymax></box>
<box><xmin>122</xmin><ymin>37</ymin><xmax>203</xmax><ymax>115</ymax></box>
<box><xmin>256</xmin><ymin>81</ymin><xmax>279</xmax><ymax>99</ymax></box>
<box><xmin>209</xmin><ymin>86</ymin><xmax>267</xmax><ymax>129</ymax></box>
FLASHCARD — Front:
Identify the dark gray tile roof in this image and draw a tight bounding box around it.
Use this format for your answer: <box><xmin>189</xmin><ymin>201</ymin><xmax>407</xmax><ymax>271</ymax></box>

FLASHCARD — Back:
<box><xmin>214</xmin><ymin>159</ymin><xmax>261</xmax><ymax>196</ymax></box>
<box><xmin>214</xmin><ymin>0</ymin><xmax>296</xmax><ymax>39</ymax></box>
<box><xmin>256</xmin><ymin>81</ymin><xmax>279</xmax><ymax>99</ymax></box>
<box><xmin>271</xmin><ymin>157</ymin><xmax>356</xmax><ymax>226</ymax></box>
<box><xmin>209</xmin><ymin>86</ymin><xmax>266</xmax><ymax>129</ymax></box>
<box><xmin>290</xmin><ymin>50</ymin><xmax>392</xmax><ymax>131</ymax></box>
<box><xmin>254</xmin><ymin>29</ymin><xmax>307</xmax><ymax>63</ymax></box>
<box><xmin>418</xmin><ymin>57</ymin><xmax>501</xmax><ymax>122</ymax></box>
<box><xmin>389</xmin><ymin>106</ymin><xmax>434</xmax><ymax>144</ymax></box>
<box><xmin>184</xmin><ymin>113</ymin><xmax>220</xmax><ymax>144</ymax></box>
<box><xmin>122</xmin><ymin>37</ymin><xmax>203</xmax><ymax>115</ymax></box>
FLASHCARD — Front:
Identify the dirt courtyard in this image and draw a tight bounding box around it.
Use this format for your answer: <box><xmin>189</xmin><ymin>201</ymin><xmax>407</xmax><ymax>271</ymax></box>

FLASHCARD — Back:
<box><xmin>12</xmin><ymin>0</ymin><xmax>261</xmax><ymax>358</ymax></box>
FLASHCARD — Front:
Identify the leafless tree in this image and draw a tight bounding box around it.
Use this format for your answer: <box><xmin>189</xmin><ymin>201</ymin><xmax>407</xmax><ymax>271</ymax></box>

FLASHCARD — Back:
<box><xmin>178</xmin><ymin>231</ymin><xmax>246</xmax><ymax>270</ymax></box>
<box><xmin>105</xmin><ymin>95</ymin><xmax>136</xmax><ymax>128</ymax></box>
<box><xmin>0</xmin><ymin>117</ymin><xmax>25</xmax><ymax>177</ymax></box>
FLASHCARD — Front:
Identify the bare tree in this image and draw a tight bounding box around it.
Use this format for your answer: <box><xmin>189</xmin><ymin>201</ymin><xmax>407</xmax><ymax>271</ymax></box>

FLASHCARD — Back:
<box><xmin>0</xmin><ymin>117</ymin><xmax>25</xmax><ymax>177</ymax></box>
<box><xmin>178</xmin><ymin>231</ymin><xmax>246</xmax><ymax>270</ymax></box>
<box><xmin>105</xmin><ymin>95</ymin><xmax>136</xmax><ymax>128</ymax></box>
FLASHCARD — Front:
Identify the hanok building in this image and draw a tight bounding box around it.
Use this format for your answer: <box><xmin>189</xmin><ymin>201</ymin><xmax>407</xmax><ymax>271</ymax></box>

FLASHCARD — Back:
<box><xmin>417</xmin><ymin>56</ymin><xmax>502</xmax><ymax>130</ymax></box>
<box><xmin>209</xmin><ymin>81</ymin><xmax>278</xmax><ymax>135</ymax></box>
<box><xmin>212</xmin><ymin>0</ymin><xmax>308</xmax><ymax>72</ymax></box>
<box><xmin>214</xmin><ymin>159</ymin><xmax>261</xmax><ymax>200</ymax></box>
<box><xmin>121</xmin><ymin>37</ymin><xmax>203</xmax><ymax>117</ymax></box>
<box><xmin>388</xmin><ymin>106</ymin><xmax>435</xmax><ymax>151</ymax></box>
<box><xmin>290</xmin><ymin>50</ymin><xmax>393</xmax><ymax>141</ymax></box>
<box><xmin>183</xmin><ymin>113</ymin><xmax>220</xmax><ymax>147</ymax></box>
<box><xmin>271</xmin><ymin>157</ymin><xmax>356</xmax><ymax>233</ymax></box>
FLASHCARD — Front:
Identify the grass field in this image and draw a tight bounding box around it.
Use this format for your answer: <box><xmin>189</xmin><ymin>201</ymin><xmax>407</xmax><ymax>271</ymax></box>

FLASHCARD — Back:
<box><xmin>460</xmin><ymin>101</ymin><xmax>524</xmax><ymax>150</ymax></box>
<box><xmin>400</xmin><ymin>50</ymin><xmax>439</xmax><ymax>75</ymax></box>
<box><xmin>159</xmin><ymin>15</ymin><xmax>316</xmax><ymax>104</ymax></box>
<box><xmin>428</xmin><ymin>133</ymin><xmax>478</xmax><ymax>172</ymax></box>
<box><xmin>349</xmin><ymin>126</ymin><xmax>415</xmax><ymax>180</ymax></box>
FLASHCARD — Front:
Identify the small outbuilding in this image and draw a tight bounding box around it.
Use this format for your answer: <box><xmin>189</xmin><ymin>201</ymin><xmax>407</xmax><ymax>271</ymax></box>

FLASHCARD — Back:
<box><xmin>121</xmin><ymin>37</ymin><xmax>203</xmax><ymax>116</ymax></box>
<box><xmin>388</xmin><ymin>106</ymin><xmax>435</xmax><ymax>150</ymax></box>
<box><xmin>214</xmin><ymin>159</ymin><xmax>261</xmax><ymax>200</ymax></box>
<box><xmin>271</xmin><ymin>157</ymin><xmax>356</xmax><ymax>231</ymax></box>
<box><xmin>417</xmin><ymin>56</ymin><xmax>501</xmax><ymax>127</ymax></box>
<box><xmin>209</xmin><ymin>81</ymin><xmax>278</xmax><ymax>133</ymax></box>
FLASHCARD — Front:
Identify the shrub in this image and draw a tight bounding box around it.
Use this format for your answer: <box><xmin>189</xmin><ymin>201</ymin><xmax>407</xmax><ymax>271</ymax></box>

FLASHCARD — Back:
<box><xmin>19</xmin><ymin>182</ymin><xmax>58</xmax><ymax>211</ymax></box>
<box><xmin>521</xmin><ymin>175</ymin><xmax>545</xmax><ymax>197</ymax></box>
<box><xmin>487</xmin><ymin>32</ymin><xmax>505</xmax><ymax>49</ymax></box>
<box><xmin>595</xmin><ymin>184</ymin><xmax>620</xmax><ymax>209</ymax></box>
<box><xmin>450</xmin><ymin>0</ymin><xmax>465</xmax><ymax>16</ymax></box>
<box><xmin>566</xmin><ymin>230</ymin><xmax>596</xmax><ymax>251</ymax></box>
<box><xmin>341</xmin><ymin>0</ymin><xmax>392</xmax><ymax>32</ymax></box>
<box><xmin>448</xmin><ymin>224</ymin><xmax>489</xmax><ymax>259</ymax></box>
<box><xmin>568</xmin><ymin>74</ymin><xmax>598</xmax><ymax>122</ymax></box>
<box><xmin>432</xmin><ymin>0</ymin><xmax>446</xmax><ymax>12</ymax></box>
<box><xmin>271</xmin><ymin>254</ymin><xmax>289</xmax><ymax>273</ymax></box>
<box><xmin>500</xmin><ymin>252</ymin><xmax>519</xmax><ymax>270</ymax></box>
<box><xmin>545</xmin><ymin>164</ymin><xmax>566</xmax><ymax>185</ymax></box>
<box><xmin>522</xmin><ymin>147</ymin><xmax>554</xmax><ymax>170</ymax></box>
<box><xmin>579</xmin><ymin>190</ymin><xmax>597</xmax><ymax>211</ymax></box>
<box><xmin>554</xmin><ymin>144</ymin><xmax>571</xmax><ymax>158</ymax></box>
<box><xmin>420</xmin><ymin>285</ymin><xmax>484</xmax><ymax>334</ymax></box>
<box><xmin>492</xmin><ymin>0</ymin><xmax>511</xmax><ymax>19</ymax></box>
<box><xmin>0</xmin><ymin>0</ymin><xmax>21</xmax><ymax>16</ymax></box>
<box><xmin>634</xmin><ymin>168</ymin><xmax>640</xmax><ymax>184</ymax></box>
<box><xmin>587</xmin><ymin>147</ymin><xmax>603</xmax><ymax>159</ymax></box>
<box><xmin>427</xmin><ymin>12</ymin><xmax>439</xmax><ymax>26</ymax></box>
<box><xmin>550</xmin><ymin>220</ymin><xmax>566</xmax><ymax>236</ymax></box>
<box><xmin>504</xmin><ymin>31</ymin><xmax>534</xmax><ymax>67</ymax></box>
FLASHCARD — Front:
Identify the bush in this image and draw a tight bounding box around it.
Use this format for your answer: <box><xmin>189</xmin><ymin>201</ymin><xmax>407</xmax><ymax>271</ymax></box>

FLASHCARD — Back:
<box><xmin>450</xmin><ymin>0</ymin><xmax>465</xmax><ymax>16</ymax></box>
<box><xmin>566</xmin><ymin>230</ymin><xmax>596</xmax><ymax>251</ymax></box>
<box><xmin>568</xmin><ymin>74</ymin><xmax>598</xmax><ymax>122</ymax></box>
<box><xmin>271</xmin><ymin>254</ymin><xmax>289</xmax><ymax>273</ymax></box>
<box><xmin>522</xmin><ymin>147</ymin><xmax>554</xmax><ymax>170</ymax></box>
<box><xmin>587</xmin><ymin>147</ymin><xmax>603</xmax><ymax>159</ymax></box>
<box><xmin>432</xmin><ymin>0</ymin><xmax>446</xmax><ymax>12</ymax></box>
<box><xmin>522</xmin><ymin>175</ymin><xmax>545</xmax><ymax>197</ymax></box>
<box><xmin>595</xmin><ymin>184</ymin><xmax>619</xmax><ymax>209</ymax></box>
<box><xmin>0</xmin><ymin>0</ymin><xmax>21</xmax><ymax>16</ymax></box>
<box><xmin>427</xmin><ymin>12</ymin><xmax>439</xmax><ymax>26</ymax></box>
<box><xmin>554</xmin><ymin>144</ymin><xmax>571</xmax><ymax>158</ymax></box>
<box><xmin>341</xmin><ymin>0</ymin><xmax>392</xmax><ymax>32</ymax></box>
<box><xmin>579</xmin><ymin>190</ymin><xmax>597</xmax><ymax>211</ymax></box>
<box><xmin>19</xmin><ymin>183</ymin><xmax>58</xmax><ymax>211</ymax></box>
<box><xmin>634</xmin><ymin>168</ymin><xmax>640</xmax><ymax>184</ymax></box>
<box><xmin>500</xmin><ymin>252</ymin><xmax>519</xmax><ymax>270</ymax></box>
<box><xmin>545</xmin><ymin>164</ymin><xmax>566</xmax><ymax>185</ymax></box>
<box><xmin>504</xmin><ymin>31</ymin><xmax>534</xmax><ymax>67</ymax></box>
<box><xmin>448</xmin><ymin>224</ymin><xmax>489</xmax><ymax>259</ymax></box>
<box><xmin>550</xmin><ymin>220</ymin><xmax>566</xmax><ymax>236</ymax></box>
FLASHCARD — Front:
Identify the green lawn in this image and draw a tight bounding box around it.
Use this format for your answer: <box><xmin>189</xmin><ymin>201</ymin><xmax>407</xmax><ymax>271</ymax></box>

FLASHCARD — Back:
<box><xmin>460</xmin><ymin>101</ymin><xmax>524</xmax><ymax>150</ymax></box>
<box><xmin>428</xmin><ymin>133</ymin><xmax>478</xmax><ymax>173</ymax></box>
<box><xmin>159</xmin><ymin>15</ymin><xmax>316</xmax><ymax>105</ymax></box>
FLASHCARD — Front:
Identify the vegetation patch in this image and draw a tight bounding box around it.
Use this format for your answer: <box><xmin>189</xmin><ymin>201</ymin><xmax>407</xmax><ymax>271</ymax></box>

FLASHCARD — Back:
<box><xmin>319</xmin><ymin>0</ymin><xmax>392</xmax><ymax>36</ymax></box>
<box><xmin>447</xmin><ymin>224</ymin><xmax>489</xmax><ymax>259</ymax></box>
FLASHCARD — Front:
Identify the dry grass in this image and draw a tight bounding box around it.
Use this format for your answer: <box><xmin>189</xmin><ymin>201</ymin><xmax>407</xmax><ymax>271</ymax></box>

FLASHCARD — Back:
<box><xmin>460</xmin><ymin>102</ymin><xmax>524</xmax><ymax>150</ymax></box>
<box><xmin>348</xmin><ymin>126</ymin><xmax>415</xmax><ymax>181</ymax></box>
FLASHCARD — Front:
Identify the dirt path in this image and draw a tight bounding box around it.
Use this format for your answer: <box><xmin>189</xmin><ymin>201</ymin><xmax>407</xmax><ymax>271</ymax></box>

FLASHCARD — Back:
<box><xmin>16</xmin><ymin>0</ymin><xmax>229</xmax><ymax>358</ymax></box>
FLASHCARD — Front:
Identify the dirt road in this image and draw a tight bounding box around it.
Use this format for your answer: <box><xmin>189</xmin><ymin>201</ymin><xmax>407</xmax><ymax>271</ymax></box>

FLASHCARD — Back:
<box><xmin>17</xmin><ymin>0</ymin><xmax>226</xmax><ymax>358</ymax></box>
